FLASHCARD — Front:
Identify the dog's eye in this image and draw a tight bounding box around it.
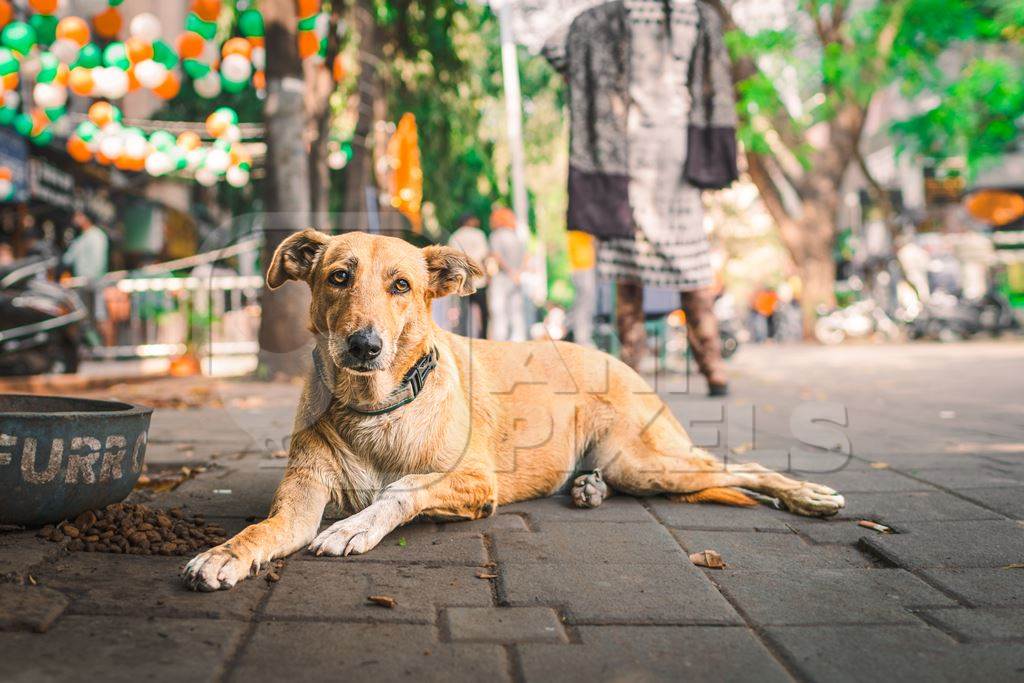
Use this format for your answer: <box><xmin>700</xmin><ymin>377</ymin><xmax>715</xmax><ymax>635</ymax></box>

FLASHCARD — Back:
<box><xmin>327</xmin><ymin>270</ymin><xmax>350</xmax><ymax>287</ymax></box>
<box><xmin>391</xmin><ymin>278</ymin><xmax>410</xmax><ymax>294</ymax></box>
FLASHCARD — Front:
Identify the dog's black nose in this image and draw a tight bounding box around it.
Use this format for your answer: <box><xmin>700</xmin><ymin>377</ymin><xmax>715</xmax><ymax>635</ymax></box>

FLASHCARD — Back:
<box><xmin>347</xmin><ymin>328</ymin><xmax>383</xmax><ymax>361</ymax></box>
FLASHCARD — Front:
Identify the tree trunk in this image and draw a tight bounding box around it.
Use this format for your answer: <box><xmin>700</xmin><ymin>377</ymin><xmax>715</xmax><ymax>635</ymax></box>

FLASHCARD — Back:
<box><xmin>258</xmin><ymin>0</ymin><xmax>314</xmax><ymax>377</ymax></box>
<box><xmin>306</xmin><ymin>9</ymin><xmax>341</xmax><ymax>221</ymax></box>
<box><xmin>343</xmin><ymin>0</ymin><xmax>385</xmax><ymax>218</ymax></box>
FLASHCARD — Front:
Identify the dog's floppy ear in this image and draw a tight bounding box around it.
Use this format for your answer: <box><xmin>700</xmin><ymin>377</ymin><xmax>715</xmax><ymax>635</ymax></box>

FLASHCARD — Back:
<box><xmin>266</xmin><ymin>229</ymin><xmax>330</xmax><ymax>289</ymax></box>
<box><xmin>423</xmin><ymin>245</ymin><xmax>483</xmax><ymax>298</ymax></box>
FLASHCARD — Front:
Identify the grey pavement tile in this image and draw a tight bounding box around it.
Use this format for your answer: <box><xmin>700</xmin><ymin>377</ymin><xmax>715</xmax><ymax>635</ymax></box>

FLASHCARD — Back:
<box><xmin>490</xmin><ymin>521</ymin><xmax>686</xmax><ymax>565</ymax></box>
<box><xmin>805</xmin><ymin>467</ymin><xmax>938</xmax><ymax>492</ymax></box>
<box><xmin>835</xmin><ymin>490</ymin><xmax>1000</xmax><ymax>524</ymax></box>
<box><xmin>501</xmin><ymin>496</ymin><xmax>653</xmax><ymax>524</ymax></box>
<box><xmin>711</xmin><ymin>568</ymin><xmax>956</xmax><ymax>626</ymax></box>
<box><xmin>919</xmin><ymin>569</ymin><xmax>1024</xmax><ymax>607</ymax></box>
<box><xmin>0</xmin><ymin>585</ymin><xmax>68</xmax><ymax>633</ymax></box>
<box><xmin>898</xmin><ymin>466</ymin><xmax>1024</xmax><ymax>490</ymax></box>
<box><xmin>229</xmin><ymin>622</ymin><xmax>508</xmax><ymax>683</ymax></box>
<box><xmin>859</xmin><ymin>520</ymin><xmax>1024</xmax><ymax>569</ymax></box>
<box><xmin>263</xmin><ymin>562</ymin><xmax>492</xmax><ymax>623</ymax></box>
<box><xmin>298</xmin><ymin>521</ymin><xmax>488</xmax><ymax>565</ymax></box>
<box><xmin>670</xmin><ymin>529</ymin><xmax>876</xmax><ymax>570</ymax></box>
<box><xmin>919</xmin><ymin>607</ymin><xmax>1024</xmax><ymax>642</ymax></box>
<box><xmin>500</xmin><ymin>562</ymin><xmax>741</xmax><ymax>625</ymax></box>
<box><xmin>788</xmin><ymin>519</ymin><xmax>879</xmax><ymax>545</ymax></box>
<box><xmin>0</xmin><ymin>615</ymin><xmax>244</xmax><ymax>683</ymax></box>
<box><xmin>444</xmin><ymin>607</ymin><xmax>567</xmax><ymax>643</ymax></box>
<box><xmin>151</xmin><ymin>464</ymin><xmax>281</xmax><ymax>518</ymax></box>
<box><xmin>436</xmin><ymin>512</ymin><xmax>530</xmax><ymax>533</ymax></box>
<box><xmin>518</xmin><ymin>625</ymin><xmax>791</xmax><ymax>683</ymax></box>
<box><xmin>955</xmin><ymin>487</ymin><xmax>1024</xmax><ymax>519</ymax></box>
<box><xmin>32</xmin><ymin>552</ymin><xmax>268</xmax><ymax>620</ymax></box>
<box><xmin>766</xmin><ymin>624</ymin><xmax>1024</xmax><ymax>683</ymax></box>
<box><xmin>0</xmin><ymin>531</ymin><xmax>60</xmax><ymax>577</ymax></box>
<box><xmin>646</xmin><ymin>496</ymin><xmax>796</xmax><ymax>531</ymax></box>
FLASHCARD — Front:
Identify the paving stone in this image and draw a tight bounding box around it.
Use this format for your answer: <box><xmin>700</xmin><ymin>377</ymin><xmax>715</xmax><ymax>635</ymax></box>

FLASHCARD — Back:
<box><xmin>788</xmin><ymin>519</ymin><xmax>880</xmax><ymax>545</ymax></box>
<box><xmin>0</xmin><ymin>531</ymin><xmax>59</xmax><ymax>577</ymax></box>
<box><xmin>32</xmin><ymin>552</ymin><xmax>268</xmax><ymax>620</ymax></box>
<box><xmin>918</xmin><ymin>569</ymin><xmax>1024</xmax><ymax>607</ymax></box>
<box><xmin>518</xmin><ymin>625</ymin><xmax>790</xmax><ymax>683</ymax></box>
<box><xmin>501</xmin><ymin>496</ymin><xmax>652</xmax><ymax>524</ymax></box>
<box><xmin>712</xmin><ymin>568</ymin><xmax>956</xmax><ymax>625</ymax></box>
<box><xmin>670</xmin><ymin>529</ymin><xmax>875</xmax><ymax>570</ymax></box>
<box><xmin>900</xmin><ymin>466</ymin><xmax>1024</xmax><ymax>490</ymax></box>
<box><xmin>500</xmin><ymin>562</ymin><xmax>741</xmax><ymax>625</ymax></box>
<box><xmin>229</xmin><ymin>622</ymin><xmax>508</xmax><ymax>683</ymax></box>
<box><xmin>445</xmin><ymin>607</ymin><xmax>566</xmax><ymax>643</ymax></box>
<box><xmin>955</xmin><ymin>487</ymin><xmax>1024</xmax><ymax>519</ymax></box>
<box><xmin>804</xmin><ymin>468</ymin><xmax>936</xmax><ymax>493</ymax></box>
<box><xmin>153</xmin><ymin>463</ymin><xmax>282</xmax><ymax>518</ymax></box>
<box><xmin>767</xmin><ymin>624</ymin><xmax>1024</xmax><ymax>682</ymax></box>
<box><xmin>919</xmin><ymin>607</ymin><xmax>1024</xmax><ymax>641</ymax></box>
<box><xmin>646</xmin><ymin>496</ymin><xmax>796</xmax><ymax>530</ymax></box>
<box><xmin>437</xmin><ymin>513</ymin><xmax>530</xmax><ymax>533</ymax></box>
<box><xmin>263</xmin><ymin>562</ymin><xmax>492</xmax><ymax>623</ymax></box>
<box><xmin>0</xmin><ymin>585</ymin><xmax>68</xmax><ymax>632</ymax></box>
<box><xmin>835</xmin><ymin>490</ymin><xmax>1000</xmax><ymax>523</ymax></box>
<box><xmin>859</xmin><ymin>520</ymin><xmax>1024</xmax><ymax>569</ymax></box>
<box><xmin>297</xmin><ymin>521</ymin><xmax>488</xmax><ymax>565</ymax></box>
<box><xmin>491</xmin><ymin>521</ymin><xmax>686</xmax><ymax>565</ymax></box>
<box><xmin>0</xmin><ymin>615</ymin><xmax>244</xmax><ymax>682</ymax></box>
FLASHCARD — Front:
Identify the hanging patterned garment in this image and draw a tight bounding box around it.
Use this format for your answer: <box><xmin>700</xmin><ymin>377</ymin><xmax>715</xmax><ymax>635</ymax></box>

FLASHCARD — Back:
<box><xmin>510</xmin><ymin>0</ymin><xmax>737</xmax><ymax>289</ymax></box>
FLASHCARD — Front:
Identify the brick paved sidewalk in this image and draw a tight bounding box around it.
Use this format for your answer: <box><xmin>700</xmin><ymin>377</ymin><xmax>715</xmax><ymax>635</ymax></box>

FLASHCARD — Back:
<box><xmin>2</xmin><ymin>342</ymin><xmax>1023</xmax><ymax>682</ymax></box>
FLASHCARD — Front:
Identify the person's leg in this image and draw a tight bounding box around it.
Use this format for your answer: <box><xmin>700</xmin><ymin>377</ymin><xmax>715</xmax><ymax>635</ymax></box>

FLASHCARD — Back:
<box><xmin>509</xmin><ymin>286</ymin><xmax>527</xmax><ymax>342</ymax></box>
<box><xmin>571</xmin><ymin>268</ymin><xmax>597</xmax><ymax>347</ymax></box>
<box><xmin>616</xmin><ymin>280</ymin><xmax>646</xmax><ymax>372</ymax></box>
<box><xmin>473</xmin><ymin>287</ymin><xmax>488</xmax><ymax>339</ymax></box>
<box><xmin>681</xmin><ymin>287</ymin><xmax>728</xmax><ymax>394</ymax></box>
<box><xmin>487</xmin><ymin>275</ymin><xmax>510</xmax><ymax>341</ymax></box>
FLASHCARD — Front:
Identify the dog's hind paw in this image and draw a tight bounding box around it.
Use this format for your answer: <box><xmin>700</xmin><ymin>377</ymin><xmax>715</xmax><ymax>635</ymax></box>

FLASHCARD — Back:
<box><xmin>780</xmin><ymin>482</ymin><xmax>845</xmax><ymax>517</ymax></box>
<box><xmin>571</xmin><ymin>469</ymin><xmax>608</xmax><ymax>509</ymax></box>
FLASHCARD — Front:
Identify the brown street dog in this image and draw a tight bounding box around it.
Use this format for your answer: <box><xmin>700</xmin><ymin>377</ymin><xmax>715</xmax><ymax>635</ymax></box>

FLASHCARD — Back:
<box><xmin>183</xmin><ymin>229</ymin><xmax>845</xmax><ymax>591</ymax></box>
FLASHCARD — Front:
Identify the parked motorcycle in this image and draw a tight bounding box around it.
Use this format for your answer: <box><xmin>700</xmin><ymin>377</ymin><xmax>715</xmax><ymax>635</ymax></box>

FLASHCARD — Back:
<box><xmin>0</xmin><ymin>256</ymin><xmax>87</xmax><ymax>375</ymax></box>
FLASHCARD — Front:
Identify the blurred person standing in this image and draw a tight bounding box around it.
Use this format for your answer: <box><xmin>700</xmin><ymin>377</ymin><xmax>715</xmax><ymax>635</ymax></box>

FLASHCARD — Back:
<box><xmin>448</xmin><ymin>213</ymin><xmax>490</xmax><ymax>338</ymax></box>
<box><xmin>487</xmin><ymin>206</ymin><xmax>527</xmax><ymax>341</ymax></box>
<box><xmin>63</xmin><ymin>209</ymin><xmax>112</xmax><ymax>345</ymax></box>
<box><xmin>566</xmin><ymin>229</ymin><xmax>597</xmax><ymax>346</ymax></box>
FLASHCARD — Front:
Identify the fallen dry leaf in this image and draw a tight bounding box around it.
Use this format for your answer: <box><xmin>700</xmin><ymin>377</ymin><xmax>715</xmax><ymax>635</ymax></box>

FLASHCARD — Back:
<box><xmin>1001</xmin><ymin>563</ymin><xmax>1024</xmax><ymax>570</ymax></box>
<box><xmin>368</xmin><ymin>595</ymin><xmax>397</xmax><ymax>608</ymax></box>
<box><xmin>689</xmin><ymin>550</ymin><xmax>726</xmax><ymax>569</ymax></box>
<box><xmin>869</xmin><ymin>462</ymin><xmax>890</xmax><ymax>469</ymax></box>
<box><xmin>857</xmin><ymin>520</ymin><xmax>893</xmax><ymax>534</ymax></box>
<box><xmin>475</xmin><ymin>570</ymin><xmax>498</xmax><ymax>579</ymax></box>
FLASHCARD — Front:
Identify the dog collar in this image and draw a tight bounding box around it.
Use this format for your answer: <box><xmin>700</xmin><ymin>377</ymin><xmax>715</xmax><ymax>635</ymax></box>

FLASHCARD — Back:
<box><xmin>313</xmin><ymin>347</ymin><xmax>438</xmax><ymax>416</ymax></box>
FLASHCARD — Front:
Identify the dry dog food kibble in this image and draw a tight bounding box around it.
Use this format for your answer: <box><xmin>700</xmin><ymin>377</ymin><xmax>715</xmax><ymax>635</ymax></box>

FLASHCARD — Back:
<box><xmin>37</xmin><ymin>503</ymin><xmax>226</xmax><ymax>556</ymax></box>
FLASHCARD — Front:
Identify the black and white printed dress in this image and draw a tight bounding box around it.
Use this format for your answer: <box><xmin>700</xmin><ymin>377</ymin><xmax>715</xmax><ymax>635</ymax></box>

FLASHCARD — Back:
<box><xmin>511</xmin><ymin>0</ymin><xmax>736</xmax><ymax>290</ymax></box>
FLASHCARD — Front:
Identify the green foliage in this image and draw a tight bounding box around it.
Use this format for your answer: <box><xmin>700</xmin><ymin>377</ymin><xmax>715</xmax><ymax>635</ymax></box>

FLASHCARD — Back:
<box><xmin>727</xmin><ymin>0</ymin><xmax>1023</xmax><ymax>177</ymax></box>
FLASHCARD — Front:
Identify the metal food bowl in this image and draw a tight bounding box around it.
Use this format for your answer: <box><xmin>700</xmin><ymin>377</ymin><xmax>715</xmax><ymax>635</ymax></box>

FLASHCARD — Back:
<box><xmin>0</xmin><ymin>394</ymin><xmax>153</xmax><ymax>526</ymax></box>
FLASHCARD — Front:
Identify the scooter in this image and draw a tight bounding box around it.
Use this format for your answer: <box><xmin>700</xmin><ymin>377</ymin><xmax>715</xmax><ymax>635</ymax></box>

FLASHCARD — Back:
<box><xmin>0</xmin><ymin>256</ymin><xmax>87</xmax><ymax>375</ymax></box>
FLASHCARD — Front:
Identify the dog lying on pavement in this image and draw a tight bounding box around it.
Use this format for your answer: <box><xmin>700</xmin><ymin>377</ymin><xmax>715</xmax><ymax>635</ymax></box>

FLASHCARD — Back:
<box><xmin>184</xmin><ymin>230</ymin><xmax>844</xmax><ymax>591</ymax></box>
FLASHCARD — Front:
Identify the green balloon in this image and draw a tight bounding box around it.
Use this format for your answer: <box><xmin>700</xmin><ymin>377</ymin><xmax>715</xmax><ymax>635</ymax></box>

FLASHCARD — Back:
<box><xmin>76</xmin><ymin>120</ymin><xmax>99</xmax><ymax>142</ymax></box>
<box><xmin>75</xmin><ymin>43</ymin><xmax>102</xmax><ymax>69</ymax></box>
<box><xmin>44</xmin><ymin>106</ymin><xmax>65</xmax><ymax>122</ymax></box>
<box><xmin>108</xmin><ymin>0</ymin><xmax>124</xmax><ymax>5</ymax></box>
<box><xmin>238</xmin><ymin>9</ymin><xmax>264</xmax><ymax>38</ymax></box>
<box><xmin>31</xmin><ymin>129</ymin><xmax>53</xmax><ymax>146</ymax></box>
<box><xmin>37</xmin><ymin>52</ymin><xmax>60</xmax><ymax>83</ymax></box>
<box><xmin>29</xmin><ymin>14</ymin><xmax>58</xmax><ymax>46</ymax></box>
<box><xmin>0</xmin><ymin>106</ymin><xmax>14</xmax><ymax>126</ymax></box>
<box><xmin>13</xmin><ymin>112</ymin><xmax>32</xmax><ymax>137</ymax></box>
<box><xmin>152</xmin><ymin>39</ymin><xmax>178</xmax><ymax>68</ymax></box>
<box><xmin>183</xmin><ymin>58</ymin><xmax>211</xmax><ymax>79</ymax></box>
<box><xmin>2</xmin><ymin>22</ymin><xmax>38</xmax><ymax>57</ymax></box>
<box><xmin>297</xmin><ymin>15</ymin><xmax>318</xmax><ymax>31</ymax></box>
<box><xmin>213</xmin><ymin>137</ymin><xmax>232</xmax><ymax>151</ymax></box>
<box><xmin>172</xmin><ymin>149</ymin><xmax>187</xmax><ymax>170</ymax></box>
<box><xmin>214</xmin><ymin>106</ymin><xmax>239</xmax><ymax>124</ymax></box>
<box><xmin>220</xmin><ymin>74</ymin><xmax>247</xmax><ymax>93</ymax></box>
<box><xmin>149</xmin><ymin>129</ymin><xmax>176</xmax><ymax>151</ymax></box>
<box><xmin>0</xmin><ymin>48</ymin><xmax>18</xmax><ymax>76</ymax></box>
<box><xmin>185</xmin><ymin>13</ymin><xmax>217</xmax><ymax>40</ymax></box>
<box><xmin>103</xmin><ymin>42</ymin><xmax>130</xmax><ymax>70</ymax></box>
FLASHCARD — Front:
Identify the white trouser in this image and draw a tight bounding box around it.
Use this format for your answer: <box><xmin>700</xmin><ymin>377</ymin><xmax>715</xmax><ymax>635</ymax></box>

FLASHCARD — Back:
<box><xmin>487</xmin><ymin>273</ymin><xmax>526</xmax><ymax>341</ymax></box>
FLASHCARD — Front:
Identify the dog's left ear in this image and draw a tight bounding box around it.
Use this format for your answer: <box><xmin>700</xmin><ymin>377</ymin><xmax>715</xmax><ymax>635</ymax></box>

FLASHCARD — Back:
<box><xmin>423</xmin><ymin>245</ymin><xmax>483</xmax><ymax>298</ymax></box>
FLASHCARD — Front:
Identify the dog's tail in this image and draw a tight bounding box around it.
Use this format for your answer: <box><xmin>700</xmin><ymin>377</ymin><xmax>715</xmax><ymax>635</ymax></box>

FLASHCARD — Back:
<box><xmin>668</xmin><ymin>487</ymin><xmax>757</xmax><ymax>507</ymax></box>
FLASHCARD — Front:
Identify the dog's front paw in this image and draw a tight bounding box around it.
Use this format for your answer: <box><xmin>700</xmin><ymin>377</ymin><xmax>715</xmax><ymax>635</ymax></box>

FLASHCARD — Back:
<box><xmin>308</xmin><ymin>512</ymin><xmax>388</xmax><ymax>557</ymax></box>
<box><xmin>183</xmin><ymin>545</ymin><xmax>254</xmax><ymax>592</ymax></box>
<box><xmin>780</xmin><ymin>482</ymin><xmax>845</xmax><ymax>517</ymax></box>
